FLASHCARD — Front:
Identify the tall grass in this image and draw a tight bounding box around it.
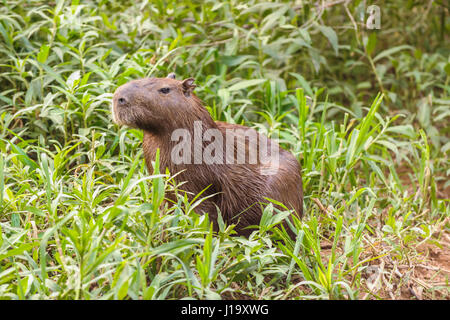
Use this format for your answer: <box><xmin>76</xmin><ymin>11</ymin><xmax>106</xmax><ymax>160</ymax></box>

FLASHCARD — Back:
<box><xmin>0</xmin><ymin>0</ymin><xmax>448</xmax><ymax>299</ymax></box>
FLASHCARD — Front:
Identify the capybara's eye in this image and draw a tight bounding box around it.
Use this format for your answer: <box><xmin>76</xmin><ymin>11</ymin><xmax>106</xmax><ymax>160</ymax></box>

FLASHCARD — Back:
<box><xmin>118</xmin><ymin>97</ymin><xmax>126</xmax><ymax>104</ymax></box>
<box><xmin>158</xmin><ymin>87</ymin><xmax>170</xmax><ymax>94</ymax></box>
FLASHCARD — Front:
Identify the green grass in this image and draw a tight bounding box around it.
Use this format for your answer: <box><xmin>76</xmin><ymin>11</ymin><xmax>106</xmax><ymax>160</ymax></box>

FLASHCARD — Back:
<box><xmin>0</xmin><ymin>0</ymin><xmax>449</xmax><ymax>300</ymax></box>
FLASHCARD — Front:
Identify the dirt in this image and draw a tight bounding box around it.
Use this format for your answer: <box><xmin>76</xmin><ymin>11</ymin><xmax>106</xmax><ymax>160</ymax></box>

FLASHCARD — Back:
<box><xmin>358</xmin><ymin>233</ymin><xmax>449</xmax><ymax>300</ymax></box>
<box><xmin>413</xmin><ymin>236</ymin><xmax>450</xmax><ymax>299</ymax></box>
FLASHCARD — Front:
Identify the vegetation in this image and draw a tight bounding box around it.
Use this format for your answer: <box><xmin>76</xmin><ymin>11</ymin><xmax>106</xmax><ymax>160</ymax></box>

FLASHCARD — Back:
<box><xmin>0</xmin><ymin>0</ymin><xmax>448</xmax><ymax>300</ymax></box>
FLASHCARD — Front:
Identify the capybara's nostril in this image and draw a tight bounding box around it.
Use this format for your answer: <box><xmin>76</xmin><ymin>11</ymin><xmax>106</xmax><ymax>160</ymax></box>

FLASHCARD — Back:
<box><xmin>118</xmin><ymin>97</ymin><xmax>126</xmax><ymax>104</ymax></box>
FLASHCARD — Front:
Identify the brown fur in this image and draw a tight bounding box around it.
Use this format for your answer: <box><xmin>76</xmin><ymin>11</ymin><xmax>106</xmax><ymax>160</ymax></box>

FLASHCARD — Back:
<box><xmin>112</xmin><ymin>76</ymin><xmax>303</xmax><ymax>238</ymax></box>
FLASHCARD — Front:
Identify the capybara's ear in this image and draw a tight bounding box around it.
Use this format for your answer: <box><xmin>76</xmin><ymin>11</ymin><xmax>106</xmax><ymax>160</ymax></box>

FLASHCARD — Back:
<box><xmin>181</xmin><ymin>78</ymin><xmax>196</xmax><ymax>96</ymax></box>
<box><xmin>167</xmin><ymin>72</ymin><xmax>176</xmax><ymax>79</ymax></box>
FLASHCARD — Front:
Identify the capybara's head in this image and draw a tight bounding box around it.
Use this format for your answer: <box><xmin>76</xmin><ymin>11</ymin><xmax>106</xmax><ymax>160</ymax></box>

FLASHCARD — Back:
<box><xmin>112</xmin><ymin>74</ymin><xmax>198</xmax><ymax>132</ymax></box>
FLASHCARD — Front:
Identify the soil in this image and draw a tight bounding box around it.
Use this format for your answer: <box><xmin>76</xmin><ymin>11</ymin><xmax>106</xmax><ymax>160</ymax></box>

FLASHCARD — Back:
<box><xmin>358</xmin><ymin>231</ymin><xmax>449</xmax><ymax>300</ymax></box>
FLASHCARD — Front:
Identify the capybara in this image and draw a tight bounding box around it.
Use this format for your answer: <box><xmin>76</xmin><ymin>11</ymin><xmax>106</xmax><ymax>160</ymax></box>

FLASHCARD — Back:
<box><xmin>112</xmin><ymin>74</ymin><xmax>303</xmax><ymax>238</ymax></box>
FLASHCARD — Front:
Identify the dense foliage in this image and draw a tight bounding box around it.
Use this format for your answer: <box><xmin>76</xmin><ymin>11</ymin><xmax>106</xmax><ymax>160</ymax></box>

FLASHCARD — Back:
<box><xmin>0</xmin><ymin>0</ymin><xmax>448</xmax><ymax>299</ymax></box>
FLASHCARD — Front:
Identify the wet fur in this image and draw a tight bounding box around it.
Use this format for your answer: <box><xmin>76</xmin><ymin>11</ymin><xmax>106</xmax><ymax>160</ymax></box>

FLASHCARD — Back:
<box><xmin>113</xmin><ymin>77</ymin><xmax>303</xmax><ymax>238</ymax></box>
